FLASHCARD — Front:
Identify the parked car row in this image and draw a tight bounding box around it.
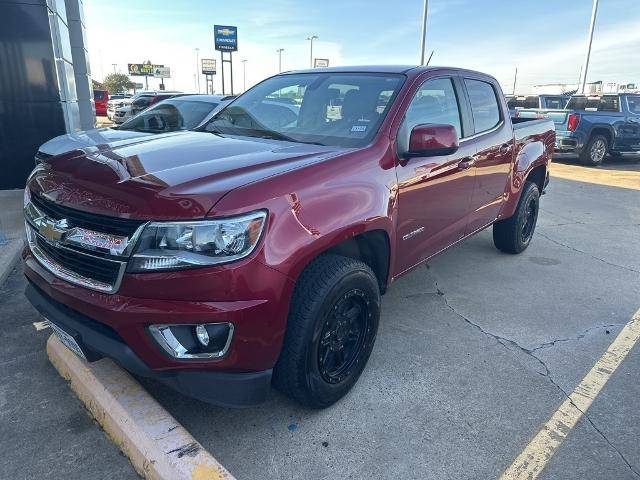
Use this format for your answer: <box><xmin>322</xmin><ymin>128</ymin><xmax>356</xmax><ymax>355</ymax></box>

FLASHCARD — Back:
<box><xmin>506</xmin><ymin>93</ymin><xmax>640</xmax><ymax>165</ymax></box>
<box><xmin>37</xmin><ymin>94</ymin><xmax>234</xmax><ymax>157</ymax></box>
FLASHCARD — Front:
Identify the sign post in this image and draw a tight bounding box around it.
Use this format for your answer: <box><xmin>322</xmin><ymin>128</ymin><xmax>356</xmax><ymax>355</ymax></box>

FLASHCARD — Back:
<box><xmin>128</xmin><ymin>62</ymin><xmax>164</xmax><ymax>90</ymax></box>
<box><xmin>153</xmin><ymin>67</ymin><xmax>171</xmax><ymax>90</ymax></box>
<box><xmin>214</xmin><ymin>25</ymin><xmax>238</xmax><ymax>95</ymax></box>
<box><xmin>201</xmin><ymin>59</ymin><xmax>216</xmax><ymax>94</ymax></box>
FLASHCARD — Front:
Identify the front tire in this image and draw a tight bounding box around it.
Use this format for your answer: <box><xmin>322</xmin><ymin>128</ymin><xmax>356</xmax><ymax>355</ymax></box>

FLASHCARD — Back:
<box><xmin>493</xmin><ymin>181</ymin><xmax>540</xmax><ymax>254</ymax></box>
<box><xmin>273</xmin><ymin>254</ymin><xmax>380</xmax><ymax>408</ymax></box>
<box><xmin>580</xmin><ymin>134</ymin><xmax>608</xmax><ymax>166</ymax></box>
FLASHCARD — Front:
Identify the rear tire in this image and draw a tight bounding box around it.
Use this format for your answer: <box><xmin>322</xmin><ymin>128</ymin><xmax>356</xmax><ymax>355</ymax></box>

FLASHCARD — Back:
<box><xmin>493</xmin><ymin>181</ymin><xmax>539</xmax><ymax>254</ymax></box>
<box><xmin>580</xmin><ymin>134</ymin><xmax>608</xmax><ymax>166</ymax></box>
<box><xmin>273</xmin><ymin>254</ymin><xmax>380</xmax><ymax>408</ymax></box>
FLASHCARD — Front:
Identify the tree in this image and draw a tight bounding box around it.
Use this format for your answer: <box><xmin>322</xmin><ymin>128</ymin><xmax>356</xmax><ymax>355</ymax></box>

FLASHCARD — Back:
<box><xmin>103</xmin><ymin>73</ymin><xmax>136</xmax><ymax>93</ymax></box>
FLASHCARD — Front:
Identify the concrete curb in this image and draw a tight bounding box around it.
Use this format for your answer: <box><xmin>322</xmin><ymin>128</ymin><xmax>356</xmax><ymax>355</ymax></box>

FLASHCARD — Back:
<box><xmin>46</xmin><ymin>335</ymin><xmax>235</xmax><ymax>480</ymax></box>
<box><xmin>0</xmin><ymin>239</ymin><xmax>23</xmax><ymax>287</ymax></box>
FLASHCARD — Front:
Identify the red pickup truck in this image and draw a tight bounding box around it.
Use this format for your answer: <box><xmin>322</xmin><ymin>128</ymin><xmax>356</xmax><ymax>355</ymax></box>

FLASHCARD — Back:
<box><xmin>24</xmin><ymin>66</ymin><xmax>554</xmax><ymax>408</ymax></box>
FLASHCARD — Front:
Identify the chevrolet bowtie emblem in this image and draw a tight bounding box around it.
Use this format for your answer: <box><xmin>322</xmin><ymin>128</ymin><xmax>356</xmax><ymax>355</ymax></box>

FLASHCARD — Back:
<box><xmin>39</xmin><ymin>218</ymin><xmax>69</xmax><ymax>242</ymax></box>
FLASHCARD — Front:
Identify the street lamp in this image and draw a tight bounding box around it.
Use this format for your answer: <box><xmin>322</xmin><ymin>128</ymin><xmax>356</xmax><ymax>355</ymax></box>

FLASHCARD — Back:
<box><xmin>306</xmin><ymin>35</ymin><xmax>318</xmax><ymax>68</ymax></box>
<box><xmin>195</xmin><ymin>48</ymin><xmax>200</xmax><ymax>93</ymax></box>
<box><xmin>276</xmin><ymin>48</ymin><xmax>284</xmax><ymax>73</ymax></box>
<box><xmin>579</xmin><ymin>0</ymin><xmax>599</xmax><ymax>94</ymax></box>
<box><xmin>241</xmin><ymin>59</ymin><xmax>247</xmax><ymax>92</ymax></box>
<box><xmin>111</xmin><ymin>63</ymin><xmax>117</xmax><ymax>74</ymax></box>
<box><xmin>419</xmin><ymin>0</ymin><xmax>429</xmax><ymax>65</ymax></box>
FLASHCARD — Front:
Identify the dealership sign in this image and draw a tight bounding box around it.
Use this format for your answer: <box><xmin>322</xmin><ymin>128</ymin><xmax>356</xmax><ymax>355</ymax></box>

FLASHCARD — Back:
<box><xmin>314</xmin><ymin>58</ymin><xmax>329</xmax><ymax>68</ymax></box>
<box><xmin>128</xmin><ymin>63</ymin><xmax>164</xmax><ymax>76</ymax></box>
<box><xmin>153</xmin><ymin>66</ymin><xmax>171</xmax><ymax>78</ymax></box>
<box><xmin>201</xmin><ymin>58</ymin><xmax>217</xmax><ymax>75</ymax></box>
<box><xmin>214</xmin><ymin>25</ymin><xmax>238</xmax><ymax>51</ymax></box>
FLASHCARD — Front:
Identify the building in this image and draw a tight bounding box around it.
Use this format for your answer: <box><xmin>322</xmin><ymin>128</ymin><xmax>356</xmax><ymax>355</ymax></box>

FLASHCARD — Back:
<box><xmin>532</xmin><ymin>81</ymin><xmax>638</xmax><ymax>96</ymax></box>
<box><xmin>0</xmin><ymin>0</ymin><xmax>94</xmax><ymax>190</ymax></box>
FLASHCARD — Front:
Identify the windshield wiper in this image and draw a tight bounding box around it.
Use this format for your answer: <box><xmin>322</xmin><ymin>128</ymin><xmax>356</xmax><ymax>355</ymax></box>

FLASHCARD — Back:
<box><xmin>249</xmin><ymin>130</ymin><xmax>325</xmax><ymax>146</ymax></box>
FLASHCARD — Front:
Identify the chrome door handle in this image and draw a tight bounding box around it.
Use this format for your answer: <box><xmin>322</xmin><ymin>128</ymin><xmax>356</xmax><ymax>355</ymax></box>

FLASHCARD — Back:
<box><xmin>458</xmin><ymin>158</ymin><xmax>475</xmax><ymax>170</ymax></box>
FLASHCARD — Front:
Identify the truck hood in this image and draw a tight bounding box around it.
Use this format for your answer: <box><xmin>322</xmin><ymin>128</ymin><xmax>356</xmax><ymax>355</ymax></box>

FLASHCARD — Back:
<box><xmin>38</xmin><ymin>127</ymin><xmax>158</xmax><ymax>156</ymax></box>
<box><xmin>29</xmin><ymin>131</ymin><xmax>345</xmax><ymax>220</ymax></box>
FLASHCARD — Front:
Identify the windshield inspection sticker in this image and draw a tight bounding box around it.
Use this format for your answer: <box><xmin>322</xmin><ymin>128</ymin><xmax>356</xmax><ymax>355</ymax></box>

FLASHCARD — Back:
<box><xmin>351</xmin><ymin>125</ymin><xmax>367</xmax><ymax>132</ymax></box>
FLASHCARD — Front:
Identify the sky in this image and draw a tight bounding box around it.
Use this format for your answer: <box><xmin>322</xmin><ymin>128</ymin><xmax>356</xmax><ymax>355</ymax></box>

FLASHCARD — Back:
<box><xmin>84</xmin><ymin>0</ymin><xmax>640</xmax><ymax>95</ymax></box>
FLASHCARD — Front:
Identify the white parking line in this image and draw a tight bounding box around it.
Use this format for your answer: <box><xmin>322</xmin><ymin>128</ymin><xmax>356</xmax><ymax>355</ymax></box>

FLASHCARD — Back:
<box><xmin>500</xmin><ymin>307</ymin><xmax>640</xmax><ymax>480</ymax></box>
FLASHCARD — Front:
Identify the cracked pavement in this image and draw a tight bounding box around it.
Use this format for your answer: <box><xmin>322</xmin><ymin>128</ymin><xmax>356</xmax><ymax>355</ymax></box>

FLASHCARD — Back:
<box><xmin>2</xmin><ymin>159</ymin><xmax>639</xmax><ymax>479</ymax></box>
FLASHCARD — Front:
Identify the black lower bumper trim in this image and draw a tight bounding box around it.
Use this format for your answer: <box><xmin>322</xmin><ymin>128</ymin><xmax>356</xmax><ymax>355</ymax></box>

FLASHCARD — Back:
<box><xmin>25</xmin><ymin>280</ymin><xmax>272</xmax><ymax>408</ymax></box>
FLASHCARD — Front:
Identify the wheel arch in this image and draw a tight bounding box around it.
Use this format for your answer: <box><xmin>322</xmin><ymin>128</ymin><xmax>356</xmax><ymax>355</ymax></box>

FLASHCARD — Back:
<box><xmin>588</xmin><ymin>125</ymin><xmax>615</xmax><ymax>148</ymax></box>
<box><xmin>287</xmin><ymin>224</ymin><xmax>393</xmax><ymax>295</ymax></box>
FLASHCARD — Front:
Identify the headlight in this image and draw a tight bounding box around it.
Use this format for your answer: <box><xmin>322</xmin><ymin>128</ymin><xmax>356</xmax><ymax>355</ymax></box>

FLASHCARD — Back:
<box><xmin>128</xmin><ymin>210</ymin><xmax>267</xmax><ymax>272</ymax></box>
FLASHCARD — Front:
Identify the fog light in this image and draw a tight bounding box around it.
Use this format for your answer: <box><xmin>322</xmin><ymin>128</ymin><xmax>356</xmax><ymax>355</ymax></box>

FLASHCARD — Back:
<box><xmin>149</xmin><ymin>323</ymin><xmax>234</xmax><ymax>359</ymax></box>
<box><xmin>195</xmin><ymin>324</ymin><xmax>210</xmax><ymax>346</ymax></box>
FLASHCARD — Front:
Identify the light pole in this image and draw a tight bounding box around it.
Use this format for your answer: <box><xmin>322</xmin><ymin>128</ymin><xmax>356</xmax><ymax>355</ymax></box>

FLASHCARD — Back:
<box><xmin>195</xmin><ymin>48</ymin><xmax>200</xmax><ymax>93</ymax></box>
<box><xmin>276</xmin><ymin>48</ymin><xmax>284</xmax><ymax>72</ymax></box>
<box><xmin>419</xmin><ymin>0</ymin><xmax>429</xmax><ymax>65</ymax></box>
<box><xmin>578</xmin><ymin>0</ymin><xmax>599</xmax><ymax>94</ymax></box>
<box><xmin>111</xmin><ymin>63</ymin><xmax>117</xmax><ymax>74</ymax></box>
<box><xmin>306</xmin><ymin>35</ymin><xmax>318</xmax><ymax>68</ymax></box>
<box><xmin>241</xmin><ymin>59</ymin><xmax>247</xmax><ymax>92</ymax></box>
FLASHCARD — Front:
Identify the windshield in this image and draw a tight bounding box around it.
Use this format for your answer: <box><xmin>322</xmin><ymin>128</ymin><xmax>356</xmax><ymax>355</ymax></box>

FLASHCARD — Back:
<box><xmin>203</xmin><ymin>73</ymin><xmax>404</xmax><ymax>147</ymax></box>
<box><xmin>118</xmin><ymin>98</ymin><xmax>218</xmax><ymax>133</ymax></box>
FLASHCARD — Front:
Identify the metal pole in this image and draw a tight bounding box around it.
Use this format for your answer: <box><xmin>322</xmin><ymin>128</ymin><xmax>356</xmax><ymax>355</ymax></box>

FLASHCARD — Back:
<box><xmin>112</xmin><ymin>64</ymin><xmax>117</xmax><ymax>74</ymax></box>
<box><xmin>277</xmin><ymin>48</ymin><xmax>284</xmax><ymax>72</ymax></box>
<box><xmin>512</xmin><ymin>67</ymin><xmax>518</xmax><ymax>94</ymax></box>
<box><xmin>242</xmin><ymin>59</ymin><xmax>247</xmax><ymax>92</ymax></box>
<box><xmin>230</xmin><ymin>52</ymin><xmax>234</xmax><ymax>95</ymax></box>
<box><xmin>307</xmin><ymin>35</ymin><xmax>318</xmax><ymax>68</ymax></box>
<box><xmin>221</xmin><ymin>51</ymin><xmax>225</xmax><ymax>95</ymax></box>
<box><xmin>419</xmin><ymin>0</ymin><xmax>429</xmax><ymax>65</ymax></box>
<box><xmin>195</xmin><ymin>48</ymin><xmax>201</xmax><ymax>93</ymax></box>
<box><xmin>579</xmin><ymin>0</ymin><xmax>599</xmax><ymax>94</ymax></box>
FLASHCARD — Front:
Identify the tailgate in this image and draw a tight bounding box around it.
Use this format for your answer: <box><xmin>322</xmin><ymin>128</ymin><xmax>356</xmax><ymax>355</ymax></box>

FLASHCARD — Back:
<box><xmin>541</xmin><ymin>110</ymin><xmax>570</xmax><ymax>130</ymax></box>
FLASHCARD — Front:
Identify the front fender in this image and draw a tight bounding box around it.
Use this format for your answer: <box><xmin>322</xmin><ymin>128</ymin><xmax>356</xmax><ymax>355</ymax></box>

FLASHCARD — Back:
<box><xmin>210</xmin><ymin>147</ymin><xmax>398</xmax><ymax>283</ymax></box>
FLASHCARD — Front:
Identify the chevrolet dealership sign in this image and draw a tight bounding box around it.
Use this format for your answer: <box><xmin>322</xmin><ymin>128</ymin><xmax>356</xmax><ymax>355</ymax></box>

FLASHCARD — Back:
<box><xmin>214</xmin><ymin>25</ymin><xmax>238</xmax><ymax>51</ymax></box>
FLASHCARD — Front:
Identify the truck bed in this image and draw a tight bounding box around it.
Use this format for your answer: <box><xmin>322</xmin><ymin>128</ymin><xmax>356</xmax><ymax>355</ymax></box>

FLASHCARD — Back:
<box><xmin>511</xmin><ymin>117</ymin><xmax>556</xmax><ymax>141</ymax></box>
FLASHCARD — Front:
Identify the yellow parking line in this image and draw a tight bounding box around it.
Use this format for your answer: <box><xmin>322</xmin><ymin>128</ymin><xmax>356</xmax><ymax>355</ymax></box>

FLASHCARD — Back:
<box><xmin>500</xmin><ymin>308</ymin><xmax>640</xmax><ymax>480</ymax></box>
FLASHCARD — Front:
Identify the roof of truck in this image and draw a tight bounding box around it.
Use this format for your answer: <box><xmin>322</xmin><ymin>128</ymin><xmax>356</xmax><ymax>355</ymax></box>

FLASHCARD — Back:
<box><xmin>281</xmin><ymin>65</ymin><xmax>496</xmax><ymax>78</ymax></box>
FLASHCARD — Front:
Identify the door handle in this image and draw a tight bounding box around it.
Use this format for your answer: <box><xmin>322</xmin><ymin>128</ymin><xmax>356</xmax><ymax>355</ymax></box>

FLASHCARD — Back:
<box><xmin>499</xmin><ymin>143</ymin><xmax>512</xmax><ymax>154</ymax></box>
<box><xmin>458</xmin><ymin>157</ymin><xmax>475</xmax><ymax>170</ymax></box>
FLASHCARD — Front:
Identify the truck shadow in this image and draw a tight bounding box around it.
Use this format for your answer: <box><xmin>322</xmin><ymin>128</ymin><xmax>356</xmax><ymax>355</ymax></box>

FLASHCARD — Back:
<box><xmin>553</xmin><ymin>152</ymin><xmax>640</xmax><ymax>173</ymax></box>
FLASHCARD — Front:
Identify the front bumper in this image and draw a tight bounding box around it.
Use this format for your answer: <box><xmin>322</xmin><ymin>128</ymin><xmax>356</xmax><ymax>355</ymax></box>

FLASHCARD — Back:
<box><xmin>26</xmin><ymin>281</ymin><xmax>271</xmax><ymax>407</ymax></box>
<box><xmin>23</xmin><ymin>244</ymin><xmax>295</xmax><ymax>372</ymax></box>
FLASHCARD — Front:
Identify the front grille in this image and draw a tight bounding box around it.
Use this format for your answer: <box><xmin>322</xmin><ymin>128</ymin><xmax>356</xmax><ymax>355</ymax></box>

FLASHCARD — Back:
<box><xmin>31</xmin><ymin>192</ymin><xmax>144</xmax><ymax>238</ymax></box>
<box><xmin>35</xmin><ymin>235</ymin><xmax>122</xmax><ymax>286</ymax></box>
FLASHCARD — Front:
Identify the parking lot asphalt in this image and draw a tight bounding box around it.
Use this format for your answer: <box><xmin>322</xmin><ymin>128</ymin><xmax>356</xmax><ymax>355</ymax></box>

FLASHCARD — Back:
<box><xmin>1</xmin><ymin>156</ymin><xmax>639</xmax><ymax>480</ymax></box>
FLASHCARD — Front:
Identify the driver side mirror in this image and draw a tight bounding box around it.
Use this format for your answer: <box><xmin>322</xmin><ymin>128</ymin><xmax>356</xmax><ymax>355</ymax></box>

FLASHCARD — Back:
<box><xmin>402</xmin><ymin>123</ymin><xmax>459</xmax><ymax>159</ymax></box>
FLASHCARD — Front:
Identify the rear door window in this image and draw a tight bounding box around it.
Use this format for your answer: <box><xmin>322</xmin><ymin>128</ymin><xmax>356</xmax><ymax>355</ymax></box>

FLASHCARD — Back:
<box><xmin>599</xmin><ymin>96</ymin><xmax>619</xmax><ymax>112</ymax></box>
<box><xmin>464</xmin><ymin>79</ymin><xmax>501</xmax><ymax>134</ymax></box>
<box><xmin>627</xmin><ymin>96</ymin><xmax>640</xmax><ymax>114</ymax></box>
